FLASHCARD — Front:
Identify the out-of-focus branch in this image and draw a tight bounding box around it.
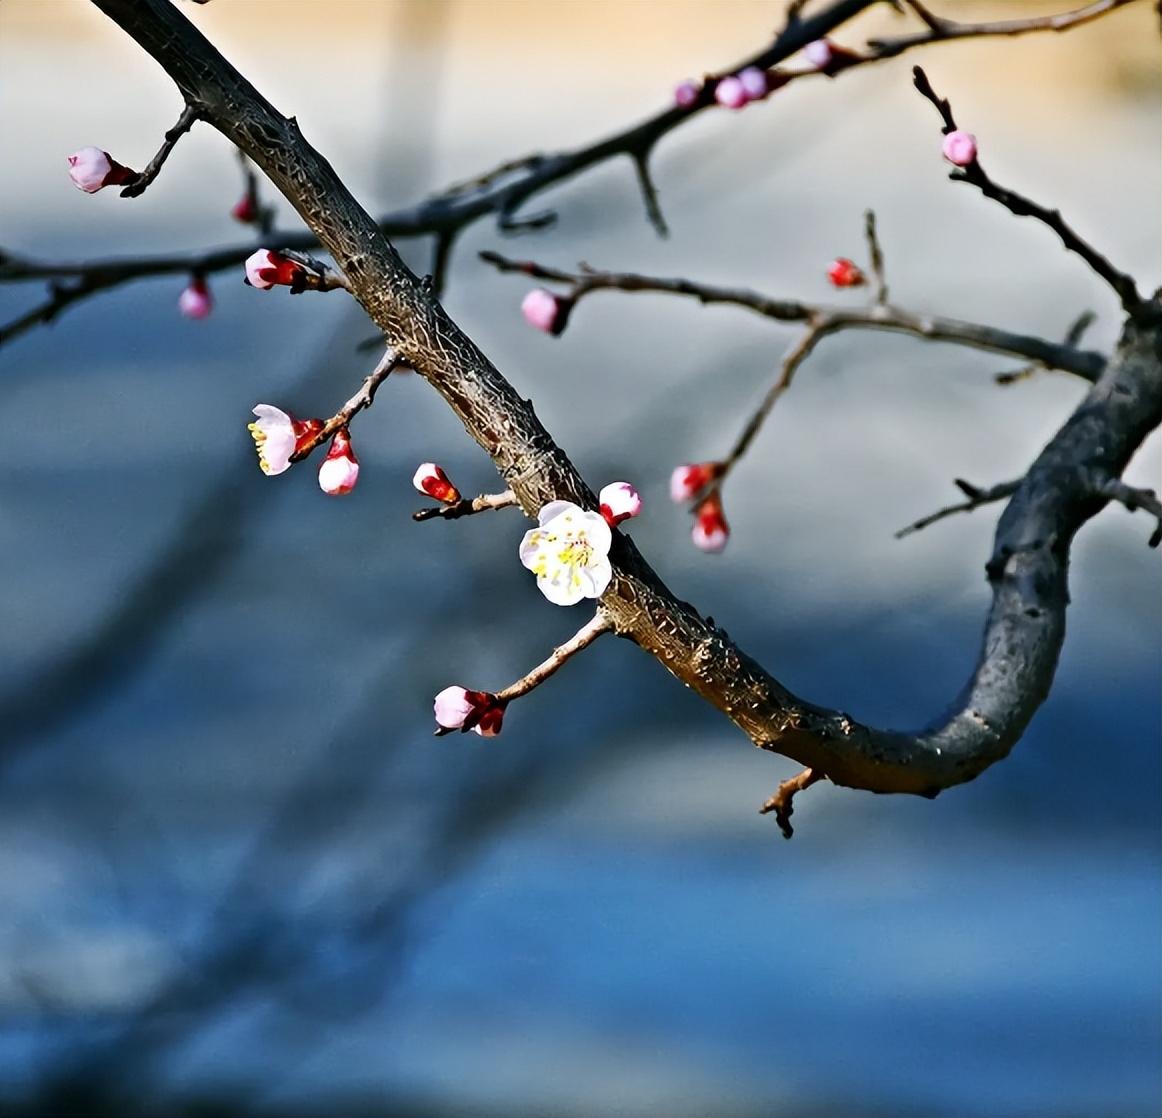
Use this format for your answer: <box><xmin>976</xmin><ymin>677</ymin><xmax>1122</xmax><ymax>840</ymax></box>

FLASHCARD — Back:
<box><xmin>3</xmin><ymin>0</ymin><xmax>1138</xmax><ymax>346</ymax></box>
<box><xmin>912</xmin><ymin>65</ymin><xmax>1142</xmax><ymax>313</ymax></box>
<box><xmin>873</xmin><ymin>0</ymin><xmax>1137</xmax><ymax>58</ymax></box>
<box><xmin>895</xmin><ymin>478</ymin><xmax>1021</xmax><ymax>539</ymax></box>
<box><xmin>1095</xmin><ymin>477</ymin><xmax>1162</xmax><ymax>547</ymax></box>
<box><xmin>479</xmin><ymin>250</ymin><xmax>1107</xmax><ymax>383</ymax></box>
<box><xmin>995</xmin><ymin>311</ymin><xmax>1096</xmax><ymax>385</ymax></box>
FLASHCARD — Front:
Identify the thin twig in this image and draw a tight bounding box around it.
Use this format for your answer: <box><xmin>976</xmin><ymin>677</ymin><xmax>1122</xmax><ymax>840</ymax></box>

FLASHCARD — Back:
<box><xmin>864</xmin><ymin>209</ymin><xmax>888</xmax><ymax>305</ymax></box>
<box><xmin>723</xmin><ymin>324</ymin><xmax>826</xmax><ymax>476</ymax></box>
<box><xmin>413</xmin><ymin>490</ymin><xmax>519</xmax><ymax>522</ymax></box>
<box><xmin>290</xmin><ymin>348</ymin><xmax>400</xmax><ymax>461</ymax></box>
<box><xmin>495</xmin><ymin>613</ymin><xmax>612</xmax><ymax>702</ymax></box>
<box><xmin>120</xmin><ymin>102</ymin><xmax>200</xmax><ymax>198</ymax></box>
<box><xmin>1097</xmin><ymin>477</ymin><xmax>1162</xmax><ymax>547</ymax></box>
<box><xmin>759</xmin><ymin>767</ymin><xmax>824</xmax><ymax>839</ymax></box>
<box><xmin>912</xmin><ymin>66</ymin><xmax>1142</xmax><ymax>313</ymax></box>
<box><xmin>479</xmin><ymin>251</ymin><xmax>1108</xmax><ymax>382</ymax></box>
<box><xmin>872</xmin><ymin>0</ymin><xmax>1137</xmax><ymax>57</ymax></box>
<box><xmin>995</xmin><ymin>310</ymin><xmax>1096</xmax><ymax>385</ymax></box>
<box><xmin>895</xmin><ymin>478</ymin><xmax>1020</xmax><ymax>539</ymax></box>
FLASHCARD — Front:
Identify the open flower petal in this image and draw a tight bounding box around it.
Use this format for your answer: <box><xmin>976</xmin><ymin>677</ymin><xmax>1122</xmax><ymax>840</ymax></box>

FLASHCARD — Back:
<box><xmin>519</xmin><ymin>501</ymin><xmax>613</xmax><ymax>606</ymax></box>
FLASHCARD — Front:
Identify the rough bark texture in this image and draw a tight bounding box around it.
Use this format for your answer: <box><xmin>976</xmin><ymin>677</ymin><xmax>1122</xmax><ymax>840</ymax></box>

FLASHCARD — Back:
<box><xmin>90</xmin><ymin>0</ymin><xmax>1161</xmax><ymax>798</ymax></box>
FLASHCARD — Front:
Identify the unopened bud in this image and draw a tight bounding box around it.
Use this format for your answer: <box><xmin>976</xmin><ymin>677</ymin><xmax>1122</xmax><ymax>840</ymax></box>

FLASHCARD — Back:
<box><xmin>670</xmin><ymin>462</ymin><xmax>721</xmax><ymax>504</ymax></box>
<box><xmin>178</xmin><ymin>277</ymin><xmax>213</xmax><ymax>320</ymax></box>
<box><xmin>738</xmin><ymin>67</ymin><xmax>768</xmax><ymax>101</ymax></box>
<box><xmin>826</xmin><ymin>258</ymin><xmax>865</xmax><ymax>288</ymax></box>
<box><xmin>318</xmin><ymin>427</ymin><xmax>359</xmax><ymax>496</ymax></box>
<box><xmin>942</xmin><ymin>130</ymin><xmax>978</xmax><ymax>168</ymax></box>
<box><xmin>521</xmin><ymin>288</ymin><xmax>571</xmax><ymax>336</ymax></box>
<box><xmin>599</xmin><ymin>481</ymin><xmax>642</xmax><ymax>527</ymax></box>
<box><xmin>231</xmin><ymin>193</ymin><xmax>259</xmax><ymax>224</ymax></box>
<box><xmin>433</xmin><ymin>686</ymin><xmax>506</xmax><ymax>737</ymax></box>
<box><xmin>692</xmin><ymin>493</ymin><xmax>729</xmax><ymax>554</ymax></box>
<box><xmin>714</xmin><ymin>75</ymin><xmax>748</xmax><ymax>111</ymax></box>
<box><xmin>244</xmin><ymin>248</ymin><xmax>305</xmax><ymax>290</ymax></box>
<box><xmin>674</xmin><ymin>79</ymin><xmax>701</xmax><ymax>109</ymax></box>
<box><xmin>67</xmin><ymin>147</ymin><xmax>136</xmax><ymax>193</ymax></box>
<box><xmin>413</xmin><ymin>462</ymin><xmax>460</xmax><ymax>504</ymax></box>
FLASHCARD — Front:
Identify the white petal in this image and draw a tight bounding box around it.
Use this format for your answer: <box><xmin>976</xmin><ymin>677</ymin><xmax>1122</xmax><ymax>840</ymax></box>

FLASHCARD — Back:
<box><xmin>519</xmin><ymin>528</ymin><xmax>548</xmax><ymax>570</ymax></box>
<box><xmin>537</xmin><ymin>568</ymin><xmax>585</xmax><ymax>606</ymax></box>
<box><xmin>537</xmin><ymin>500</ymin><xmax>578</xmax><ymax>526</ymax></box>
<box><xmin>576</xmin><ymin>510</ymin><xmax>612</xmax><ymax>557</ymax></box>
<box><xmin>582</xmin><ymin>556</ymin><xmax>613</xmax><ymax>599</ymax></box>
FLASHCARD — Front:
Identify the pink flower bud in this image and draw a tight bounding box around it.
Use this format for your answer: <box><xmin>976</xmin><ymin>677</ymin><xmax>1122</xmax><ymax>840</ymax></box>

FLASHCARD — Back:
<box><xmin>942</xmin><ymin>130</ymin><xmax>978</xmax><ymax>168</ymax></box>
<box><xmin>599</xmin><ymin>481</ymin><xmax>642</xmax><ymax>527</ymax></box>
<box><xmin>826</xmin><ymin>257</ymin><xmax>865</xmax><ymax>288</ymax></box>
<box><xmin>178</xmin><ymin>277</ymin><xmax>213</xmax><ymax>320</ymax></box>
<box><xmin>670</xmin><ymin>462</ymin><xmax>721</xmax><ymax>504</ymax></box>
<box><xmin>413</xmin><ymin>462</ymin><xmax>460</xmax><ymax>504</ymax></box>
<box><xmin>674</xmin><ymin>79</ymin><xmax>701</xmax><ymax>108</ymax></box>
<box><xmin>738</xmin><ymin>67</ymin><xmax>768</xmax><ymax>101</ymax></box>
<box><xmin>244</xmin><ymin>248</ymin><xmax>305</xmax><ymax>290</ymax></box>
<box><xmin>231</xmin><ymin>193</ymin><xmax>258</xmax><ymax>224</ymax></box>
<box><xmin>318</xmin><ymin>427</ymin><xmax>359</xmax><ymax>496</ymax></box>
<box><xmin>67</xmin><ymin>147</ymin><xmax>136</xmax><ymax>193</ymax></box>
<box><xmin>803</xmin><ymin>40</ymin><xmax>834</xmax><ymax>70</ymax></box>
<box><xmin>521</xmin><ymin>288</ymin><xmax>571</xmax><ymax>336</ymax></box>
<box><xmin>692</xmin><ymin>493</ymin><xmax>729</xmax><ymax>554</ymax></box>
<box><xmin>433</xmin><ymin>686</ymin><xmax>506</xmax><ymax>737</ymax></box>
<box><xmin>714</xmin><ymin>76</ymin><xmax>748</xmax><ymax>111</ymax></box>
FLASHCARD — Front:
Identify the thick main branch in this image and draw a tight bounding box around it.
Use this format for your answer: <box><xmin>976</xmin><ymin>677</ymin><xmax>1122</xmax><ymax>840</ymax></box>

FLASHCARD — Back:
<box><xmin>91</xmin><ymin>0</ymin><xmax>1162</xmax><ymax>801</ymax></box>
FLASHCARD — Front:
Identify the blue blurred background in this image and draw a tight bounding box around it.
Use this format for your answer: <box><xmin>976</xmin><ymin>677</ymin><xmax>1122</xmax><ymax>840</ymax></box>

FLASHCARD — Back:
<box><xmin>0</xmin><ymin>2</ymin><xmax>1158</xmax><ymax>1115</ymax></box>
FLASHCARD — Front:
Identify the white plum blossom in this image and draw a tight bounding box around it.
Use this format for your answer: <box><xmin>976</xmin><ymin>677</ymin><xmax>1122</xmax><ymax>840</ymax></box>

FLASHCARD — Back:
<box><xmin>519</xmin><ymin>500</ymin><xmax>613</xmax><ymax>606</ymax></box>
<box><xmin>248</xmin><ymin>405</ymin><xmax>298</xmax><ymax>476</ymax></box>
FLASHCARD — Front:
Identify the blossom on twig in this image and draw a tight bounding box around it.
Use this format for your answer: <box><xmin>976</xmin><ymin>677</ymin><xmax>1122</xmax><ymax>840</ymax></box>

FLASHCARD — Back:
<box><xmin>247</xmin><ymin>404</ymin><xmax>324</xmax><ymax>476</ymax></box>
<box><xmin>519</xmin><ymin>501</ymin><xmax>613</xmax><ymax>606</ymax></box>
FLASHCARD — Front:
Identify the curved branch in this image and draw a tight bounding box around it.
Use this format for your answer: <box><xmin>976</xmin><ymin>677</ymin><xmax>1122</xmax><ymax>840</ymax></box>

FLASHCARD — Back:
<box><xmin>90</xmin><ymin>0</ymin><xmax>1161</xmax><ymax>811</ymax></box>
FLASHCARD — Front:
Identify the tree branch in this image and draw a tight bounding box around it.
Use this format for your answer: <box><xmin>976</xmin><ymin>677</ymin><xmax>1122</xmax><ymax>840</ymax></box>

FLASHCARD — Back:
<box><xmin>496</xmin><ymin>613</ymin><xmax>612</xmax><ymax>703</ymax></box>
<box><xmin>87</xmin><ymin>0</ymin><xmax>1162</xmax><ymax>822</ymax></box>
<box><xmin>479</xmin><ymin>251</ymin><xmax>1108</xmax><ymax>381</ymax></box>
<box><xmin>412</xmin><ymin>490</ymin><xmax>519</xmax><ymax>522</ymax></box>
<box><xmin>895</xmin><ymin>478</ymin><xmax>1021</xmax><ymax>539</ymax></box>
<box><xmin>119</xmin><ymin>102</ymin><xmax>200</xmax><ymax>198</ymax></box>
<box><xmin>912</xmin><ymin>65</ymin><xmax>1143</xmax><ymax>313</ymax></box>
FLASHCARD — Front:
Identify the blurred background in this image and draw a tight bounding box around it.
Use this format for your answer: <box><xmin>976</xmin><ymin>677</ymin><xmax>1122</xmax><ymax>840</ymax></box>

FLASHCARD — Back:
<box><xmin>0</xmin><ymin>2</ymin><xmax>1159</xmax><ymax>1115</ymax></box>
